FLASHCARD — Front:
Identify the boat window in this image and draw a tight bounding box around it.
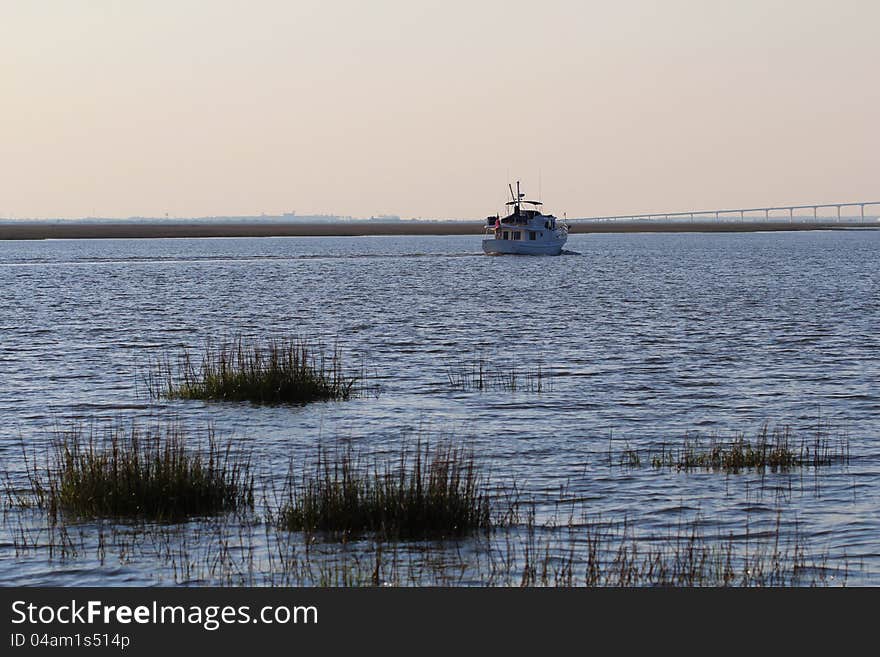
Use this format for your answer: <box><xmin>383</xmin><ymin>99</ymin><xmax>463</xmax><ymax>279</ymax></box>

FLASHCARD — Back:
<box><xmin>513</xmin><ymin>231</ymin><xmax>521</xmax><ymax>240</ymax></box>
<box><xmin>529</xmin><ymin>231</ymin><xmax>536</xmax><ymax>240</ymax></box>
<box><xmin>502</xmin><ymin>231</ymin><xmax>508</xmax><ymax>240</ymax></box>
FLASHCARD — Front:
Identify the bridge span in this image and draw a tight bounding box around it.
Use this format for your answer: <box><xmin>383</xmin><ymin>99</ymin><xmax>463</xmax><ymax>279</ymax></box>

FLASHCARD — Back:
<box><xmin>576</xmin><ymin>201</ymin><xmax>880</xmax><ymax>224</ymax></box>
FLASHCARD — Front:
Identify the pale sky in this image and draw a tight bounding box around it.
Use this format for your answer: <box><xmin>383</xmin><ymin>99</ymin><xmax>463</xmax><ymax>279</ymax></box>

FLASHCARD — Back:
<box><xmin>1</xmin><ymin>0</ymin><xmax>878</xmax><ymax>219</ymax></box>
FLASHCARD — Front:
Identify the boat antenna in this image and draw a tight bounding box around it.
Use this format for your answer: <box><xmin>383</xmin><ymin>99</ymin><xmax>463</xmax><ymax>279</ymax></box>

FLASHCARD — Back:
<box><xmin>508</xmin><ymin>183</ymin><xmax>515</xmax><ymax>203</ymax></box>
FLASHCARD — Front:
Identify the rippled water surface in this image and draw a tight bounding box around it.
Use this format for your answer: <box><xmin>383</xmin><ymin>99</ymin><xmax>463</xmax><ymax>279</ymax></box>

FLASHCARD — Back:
<box><xmin>1</xmin><ymin>231</ymin><xmax>878</xmax><ymax>584</ymax></box>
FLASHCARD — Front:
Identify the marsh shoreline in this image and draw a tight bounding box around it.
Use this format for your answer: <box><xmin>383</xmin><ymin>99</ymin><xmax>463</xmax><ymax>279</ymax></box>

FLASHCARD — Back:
<box><xmin>1</xmin><ymin>219</ymin><xmax>876</xmax><ymax>240</ymax></box>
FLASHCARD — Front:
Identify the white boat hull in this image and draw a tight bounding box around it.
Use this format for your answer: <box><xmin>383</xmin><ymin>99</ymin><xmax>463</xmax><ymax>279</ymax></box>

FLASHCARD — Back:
<box><xmin>482</xmin><ymin>235</ymin><xmax>567</xmax><ymax>256</ymax></box>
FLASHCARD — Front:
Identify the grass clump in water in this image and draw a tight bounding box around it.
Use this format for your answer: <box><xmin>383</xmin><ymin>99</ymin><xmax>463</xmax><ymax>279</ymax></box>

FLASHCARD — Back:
<box><xmin>151</xmin><ymin>337</ymin><xmax>359</xmax><ymax>405</ymax></box>
<box><xmin>649</xmin><ymin>424</ymin><xmax>849</xmax><ymax>473</ymax></box>
<box><xmin>278</xmin><ymin>442</ymin><xmax>492</xmax><ymax>540</ymax></box>
<box><xmin>23</xmin><ymin>423</ymin><xmax>253</xmax><ymax>522</ymax></box>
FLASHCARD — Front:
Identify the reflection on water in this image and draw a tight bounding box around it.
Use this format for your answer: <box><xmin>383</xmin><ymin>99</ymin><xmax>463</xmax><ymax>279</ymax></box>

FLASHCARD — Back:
<box><xmin>0</xmin><ymin>231</ymin><xmax>878</xmax><ymax>584</ymax></box>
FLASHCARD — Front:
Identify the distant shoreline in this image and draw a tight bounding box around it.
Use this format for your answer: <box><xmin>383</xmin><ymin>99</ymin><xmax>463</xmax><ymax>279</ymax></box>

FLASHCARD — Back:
<box><xmin>0</xmin><ymin>220</ymin><xmax>877</xmax><ymax>240</ymax></box>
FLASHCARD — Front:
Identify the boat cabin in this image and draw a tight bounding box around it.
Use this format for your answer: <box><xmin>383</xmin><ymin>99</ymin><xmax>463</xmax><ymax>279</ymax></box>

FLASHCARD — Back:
<box><xmin>482</xmin><ymin>181</ymin><xmax>569</xmax><ymax>255</ymax></box>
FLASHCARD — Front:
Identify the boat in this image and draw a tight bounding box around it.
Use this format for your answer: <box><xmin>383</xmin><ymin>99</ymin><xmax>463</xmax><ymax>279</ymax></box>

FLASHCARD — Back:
<box><xmin>482</xmin><ymin>181</ymin><xmax>568</xmax><ymax>255</ymax></box>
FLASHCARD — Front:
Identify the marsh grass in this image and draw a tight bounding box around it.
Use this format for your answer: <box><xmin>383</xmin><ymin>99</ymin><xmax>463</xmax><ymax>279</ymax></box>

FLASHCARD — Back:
<box><xmin>4</xmin><ymin>501</ymin><xmax>843</xmax><ymax>587</ymax></box>
<box><xmin>277</xmin><ymin>442</ymin><xmax>492</xmax><ymax>540</ymax></box>
<box><xmin>508</xmin><ymin>511</ymin><xmax>835</xmax><ymax>587</ymax></box>
<box><xmin>446</xmin><ymin>355</ymin><xmax>548</xmax><ymax>393</ymax></box>
<box><xmin>0</xmin><ymin>423</ymin><xmax>851</xmax><ymax>586</ymax></box>
<box><xmin>149</xmin><ymin>337</ymin><xmax>360</xmax><ymax>405</ymax></box>
<box><xmin>619</xmin><ymin>444</ymin><xmax>642</xmax><ymax>468</ymax></box>
<box><xmin>648</xmin><ymin>424</ymin><xmax>849</xmax><ymax>473</ymax></box>
<box><xmin>16</xmin><ymin>423</ymin><xmax>253</xmax><ymax>522</ymax></box>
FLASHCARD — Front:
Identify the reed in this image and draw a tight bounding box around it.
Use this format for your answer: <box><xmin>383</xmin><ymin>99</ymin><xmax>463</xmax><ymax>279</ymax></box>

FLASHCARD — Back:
<box><xmin>21</xmin><ymin>423</ymin><xmax>253</xmax><ymax>521</ymax></box>
<box><xmin>446</xmin><ymin>356</ymin><xmax>547</xmax><ymax>393</ymax></box>
<box><xmin>4</xmin><ymin>503</ymin><xmax>841</xmax><ymax>587</ymax></box>
<box><xmin>0</xmin><ymin>423</ymin><xmax>850</xmax><ymax>586</ymax></box>
<box><xmin>3</xmin><ymin>451</ymin><xmax>847</xmax><ymax>586</ymax></box>
<box><xmin>278</xmin><ymin>442</ymin><xmax>492</xmax><ymax>540</ymax></box>
<box><xmin>649</xmin><ymin>424</ymin><xmax>849</xmax><ymax>473</ymax></box>
<box><xmin>507</xmin><ymin>511</ymin><xmax>828</xmax><ymax>587</ymax></box>
<box><xmin>619</xmin><ymin>445</ymin><xmax>642</xmax><ymax>468</ymax></box>
<box><xmin>150</xmin><ymin>337</ymin><xmax>359</xmax><ymax>405</ymax></box>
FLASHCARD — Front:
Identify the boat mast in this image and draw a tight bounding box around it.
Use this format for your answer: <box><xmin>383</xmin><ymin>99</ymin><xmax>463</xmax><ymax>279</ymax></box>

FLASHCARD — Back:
<box><xmin>514</xmin><ymin>181</ymin><xmax>524</xmax><ymax>216</ymax></box>
<box><xmin>505</xmin><ymin>180</ymin><xmax>532</xmax><ymax>218</ymax></box>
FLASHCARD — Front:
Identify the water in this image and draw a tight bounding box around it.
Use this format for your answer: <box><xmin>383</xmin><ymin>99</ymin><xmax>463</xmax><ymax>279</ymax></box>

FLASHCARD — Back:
<box><xmin>1</xmin><ymin>231</ymin><xmax>878</xmax><ymax>585</ymax></box>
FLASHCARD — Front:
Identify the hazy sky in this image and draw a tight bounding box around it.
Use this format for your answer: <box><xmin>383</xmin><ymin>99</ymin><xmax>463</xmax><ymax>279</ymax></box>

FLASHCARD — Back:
<box><xmin>2</xmin><ymin>0</ymin><xmax>878</xmax><ymax>219</ymax></box>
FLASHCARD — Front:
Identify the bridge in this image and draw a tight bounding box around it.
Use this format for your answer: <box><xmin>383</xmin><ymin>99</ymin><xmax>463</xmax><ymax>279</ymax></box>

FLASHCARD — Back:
<box><xmin>576</xmin><ymin>201</ymin><xmax>880</xmax><ymax>224</ymax></box>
